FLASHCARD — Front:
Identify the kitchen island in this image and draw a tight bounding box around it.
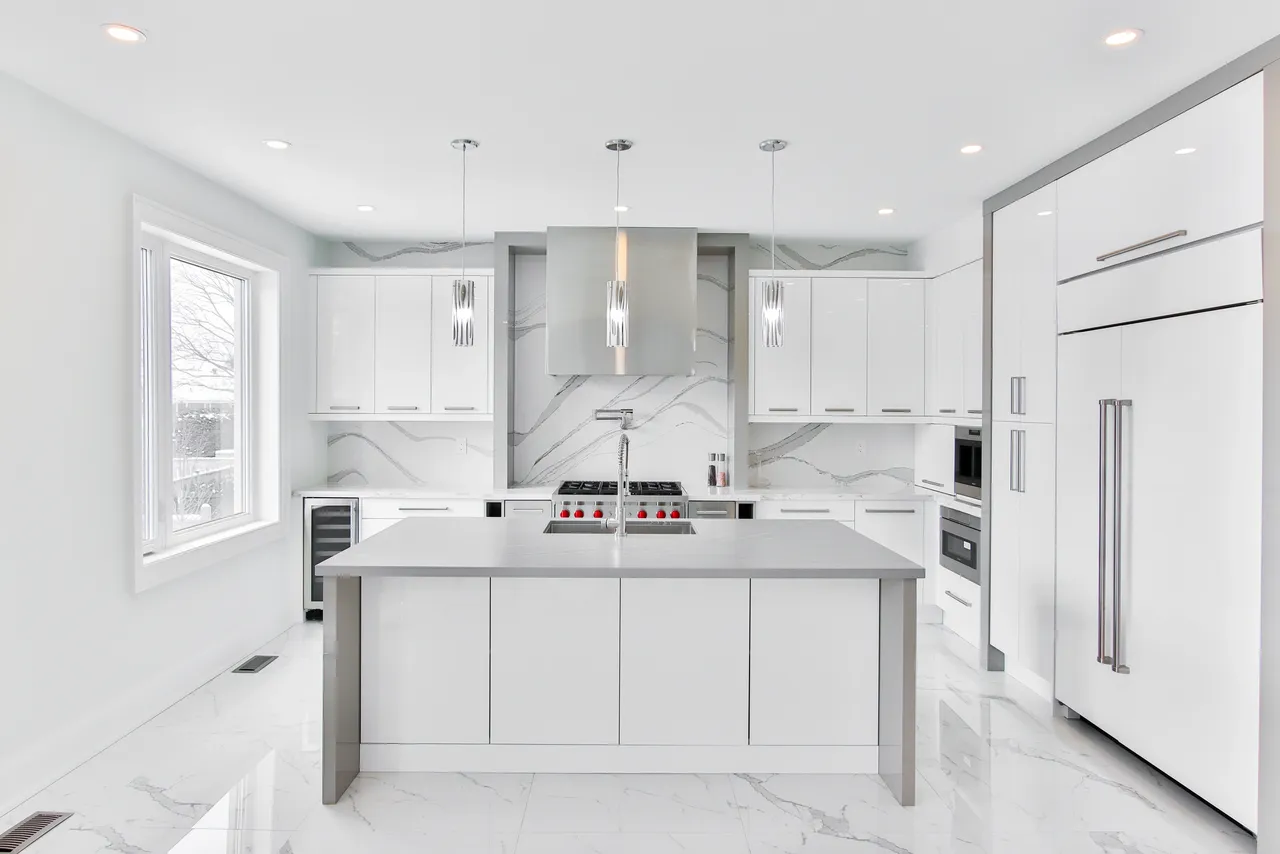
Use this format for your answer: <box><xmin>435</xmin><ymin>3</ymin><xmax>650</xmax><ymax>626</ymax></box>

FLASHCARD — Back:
<box><xmin>317</xmin><ymin>517</ymin><xmax>922</xmax><ymax>807</ymax></box>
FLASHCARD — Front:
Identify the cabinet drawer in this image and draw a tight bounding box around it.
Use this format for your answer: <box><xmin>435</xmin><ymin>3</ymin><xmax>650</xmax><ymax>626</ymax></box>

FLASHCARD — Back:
<box><xmin>361</xmin><ymin>498</ymin><xmax>487</xmax><ymax>520</ymax></box>
<box><xmin>754</xmin><ymin>499</ymin><xmax>856</xmax><ymax>521</ymax></box>
<box><xmin>687</xmin><ymin>500</ymin><xmax>738</xmax><ymax>519</ymax></box>
<box><xmin>504</xmin><ymin>500</ymin><xmax>553</xmax><ymax>518</ymax></box>
<box><xmin>936</xmin><ymin>568</ymin><xmax>980</xmax><ymax>646</ymax></box>
<box><xmin>854</xmin><ymin>501</ymin><xmax>925</xmax><ymax>565</ymax></box>
<box><xmin>1056</xmin><ymin>75</ymin><xmax>1263</xmax><ymax>282</ymax></box>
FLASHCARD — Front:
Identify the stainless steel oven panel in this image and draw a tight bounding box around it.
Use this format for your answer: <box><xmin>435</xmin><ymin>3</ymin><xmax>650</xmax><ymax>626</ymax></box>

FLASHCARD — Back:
<box><xmin>954</xmin><ymin>426</ymin><xmax>984</xmax><ymax>501</ymax></box>
<box><xmin>939</xmin><ymin>509</ymin><xmax>981</xmax><ymax>586</ymax></box>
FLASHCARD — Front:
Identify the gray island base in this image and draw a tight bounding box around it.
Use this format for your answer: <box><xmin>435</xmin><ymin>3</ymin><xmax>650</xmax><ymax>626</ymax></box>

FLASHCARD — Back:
<box><xmin>319</xmin><ymin>517</ymin><xmax>921</xmax><ymax>807</ymax></box>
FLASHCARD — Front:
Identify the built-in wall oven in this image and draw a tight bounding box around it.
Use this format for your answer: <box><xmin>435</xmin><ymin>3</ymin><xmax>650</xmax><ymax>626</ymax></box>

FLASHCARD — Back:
<box><xmin>954</xmin><ymin>426</ymin><xmax>983</xmax><ymax>501</ymax></box>
<box><xmin>939</xmin><ymin>506</ymin><xmax>981</xmax><ymax>585</ymax></box>
<box><xmin>304</xmin><ymin>498</ymin><xmax>359</xmax><ymax>619</ymax></box>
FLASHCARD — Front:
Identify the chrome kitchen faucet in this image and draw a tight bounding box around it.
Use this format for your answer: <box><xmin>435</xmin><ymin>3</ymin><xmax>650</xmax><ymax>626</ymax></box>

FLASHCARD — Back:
<box><xmin>593</xmin><ymin>408</ymin><xmax>632</xmax><ymax>537</ymax></box>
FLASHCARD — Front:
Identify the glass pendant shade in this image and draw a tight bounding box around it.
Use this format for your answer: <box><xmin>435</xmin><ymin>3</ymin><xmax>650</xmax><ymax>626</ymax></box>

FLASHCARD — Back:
<box><xmin>606</xmin><ymin>278</ymin><xmax>628</xmax><ymax>348</ymax></box>
<box><xmin>452</xmin><ymin>278</ymin><xmax>475</xmax><ymax>347</ymax></box>
<box><xmin>761</xmin><ymin>278</ymin><xmax>784</xmax><ymax>348</ymax></box>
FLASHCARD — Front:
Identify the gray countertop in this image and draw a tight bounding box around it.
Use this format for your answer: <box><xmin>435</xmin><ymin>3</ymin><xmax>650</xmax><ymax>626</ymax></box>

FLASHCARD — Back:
<box><xmin>318</xmin><ymin>517</ymin><xmax>924</xmax><ymax>580</ymax></box>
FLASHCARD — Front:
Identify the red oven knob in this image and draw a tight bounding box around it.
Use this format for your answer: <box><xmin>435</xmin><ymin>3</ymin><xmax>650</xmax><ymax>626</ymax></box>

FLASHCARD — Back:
<box><xmin>636</xmin><ymin>510</ymin><xmax>648</xmax><ymax>519</ymax></box>
<box><xmin>656</xmin><ymin>510</ymin><xmax>667</xmax><ymax>519</ymax></box>
<box><xmin>573</xmin><ymin>509</ymin><xmax>585</xmax><ymax>518</ymax></box>
<box><xmin>593</xmin><ymin>509</ymin><xmax>604</xmax><ymax>518</ymax></box>
<box><xmin>559</xmin><ymin>509</ymin><xmax>570</xmax><ymax>518</ymax></box>
<box><xmin>670</xmin><ymin>510</ymin><xmax>681</xmax><ymax>519</ymax></box>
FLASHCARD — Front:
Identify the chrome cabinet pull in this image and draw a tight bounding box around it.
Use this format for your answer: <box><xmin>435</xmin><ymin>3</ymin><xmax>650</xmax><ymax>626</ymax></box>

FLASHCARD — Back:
<box><xmin>921</xmin><ymin>479</ymin><xmax>945</xmax><ymax>488</ymax></box>
<box><xmin>1015</xmin><ymin>429</ymin><xmax>1027</xmax><ymax>493</ymax></box>
<box><xmin>864</xmin><ymin>508</ymin><xmax>916</xmax><ymax>514</ymax></box>
<box><xmin>329</xmin><ymin>405</ymin><xmax>361</xmax><ymax>411</ymax></box>
<box><xmin>508</xmin><ymin>507</ymin><xmax>546</xmax><ymax>513</ymax></box>
<box><xmin>967</xmin><ymin>409</ymin><xmax>983</xmax><ymax>415</ymax></box>
<box><xmin>1113</xmin><ymin>400</ymin><xmax>1132</xmax><ymax>675</ymax></box>
<box><xmin>780</xmin><ymin>508</ymin><xmax>830</xmax><ymax>514</ymax></box>
<box><xmin>1009</xmin><ymin>430</ymin><xmax>1018</xmax><ymax>492</ymax></box>
<box><xmin>945</xmin><ymin>590</ymin><xmax>973</xmax><ymax>608</ymax></box>
<box><xmin>881</xmin><ymin>408</ymin><xmax>912</xmax><ymax>413</ymax></box>
<box><xmin>1097</xmin><ymin>399</ymin><xmax>1114</xmax><ymax>665</ymax></box>
<box><xmin>444</xmin><ymin>406</ymin><xmax>476</xmax><ymax>411</ymax></box>
<box><xmin>1019</xmin><ymin>377</ymin><xmax>1028</xmax><ymax>415</ymax></box>
<box><xmin>825</xmin><ymin>407</ymin><xmax>857</xmax><ymax>413</ymax></box>
<box><xmin>694</xmin><ymin>509</ymin><xmax>729</xmax><ymax>516</ymax></box>
<box><xmin>939</xmin><ymin>408</ymin><xmax>957</xmax><ymax>414</ymax></box>
<box><xmin>1097</xmin><ymin>230</ymin><xmax>1188</xmax><ymax>263</ymax></box>
<box><xmin>1010</xmin><ymin>377</ymin><xmax>1017</xmax><ymax>415</ymax></box>
<box><xmin>387</xmin><ymin>405</ymin><xmax>419</xmax><ymax>411</ymax></box>
<box><xmin>768</xmin><ymin>407</ymin><xmax>799</xmax><ymax>412</ymax></box>
<box><xmin>400</xmin><ymin>506</ymin><xmax>449</xmax><ymax>512</ymax></box>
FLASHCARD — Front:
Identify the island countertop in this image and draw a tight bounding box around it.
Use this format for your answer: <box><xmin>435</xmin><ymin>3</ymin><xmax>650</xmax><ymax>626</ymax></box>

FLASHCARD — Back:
<box><xmin>317</xmin><ymin>517</ymin><xmax>924</xmax><ymax>580</ymax></box>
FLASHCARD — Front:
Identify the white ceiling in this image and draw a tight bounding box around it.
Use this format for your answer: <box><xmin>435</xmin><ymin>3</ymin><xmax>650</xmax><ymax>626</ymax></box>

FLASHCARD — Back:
<box><xmin>3</xmin><ymin>1</ymin><xmax>1278</xmax><ymax>243</ymax></box>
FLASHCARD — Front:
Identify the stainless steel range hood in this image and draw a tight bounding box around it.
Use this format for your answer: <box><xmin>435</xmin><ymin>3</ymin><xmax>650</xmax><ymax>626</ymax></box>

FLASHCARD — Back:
<box><xmin>545</xmin><ymin>226</ymin><xmax>697</xmax><ymax>376</ymax></box>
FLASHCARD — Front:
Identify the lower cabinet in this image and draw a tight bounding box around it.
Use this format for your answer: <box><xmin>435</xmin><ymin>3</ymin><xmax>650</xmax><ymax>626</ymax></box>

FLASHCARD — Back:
<box><xmin>619</xmin><ymin>579</ymin><xmax>749</xmax><ymax>745</ymax></box>
<box><xmin>361</xmin><ymin>577</ymin><xmax>491</xmax><ymax>744</ymax></box>
<box><xmin>854</xmin><ymin>501</ymin><xmax>924</xmax><ymax>565</ymax></box>
<box><xmin>749</xmin><ymin>579</ymin><xmax>879</xmax><ymax>745</ymax></box>
<box><xmin>936</xmin><ymin>568</ymin><xmax>980</xmax><ymax>647</ymax></box>
<box><xmin>490</xmin><ymin>578</ymin><xmax>621</xmax><ymax>745</ymax></box>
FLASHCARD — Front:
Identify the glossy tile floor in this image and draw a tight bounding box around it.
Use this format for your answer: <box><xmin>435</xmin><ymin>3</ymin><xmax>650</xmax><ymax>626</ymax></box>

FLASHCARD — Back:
<box><xmin>3</xmin><ymin>622</ymin><xmax>1257</xmax><ymax>854</ymax></box>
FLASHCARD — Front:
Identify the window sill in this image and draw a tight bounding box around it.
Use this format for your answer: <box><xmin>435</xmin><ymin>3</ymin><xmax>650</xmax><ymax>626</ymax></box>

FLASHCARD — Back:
<box><xmin>137</xmin><ymin>519</ymin><xmax>283</xmax><ymax>593</ymax></box>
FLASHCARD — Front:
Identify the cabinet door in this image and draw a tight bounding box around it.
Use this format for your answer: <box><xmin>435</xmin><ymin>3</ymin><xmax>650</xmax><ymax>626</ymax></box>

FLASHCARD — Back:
<box><xmin>1114</xmin><ymin>303</ymin><xmax>1261</xmax><ymax>829</ymax></box>
<box><xmin>925</xmin><ymin>273</ymin><xmax>964</xmax><ymax>417</ymax></box>
<box><xmin>490</xmin><ymin>578</ymin><xmax>620</xmax><ymax>744</ymax></box>
<box><xmin>810</xmin><ymin>278</ymin><xmax>868</xmax><ymax>416</ymax></box>
<box><xmin>1053</xmin><ymin>326</ymin><xmax>1123</xmax><ymax>725</ymax></box>
<box><xmin>752</xmin><ymin>278</ymin><xmax>812</xmax><ymax>415</ymax></box>
<box><xmin>431</xmin><ymin>276</ymin><xmax>490</xmax><ymax>414</ymax></box>
<box><xmin>914</xmin><ymin>424</ymin><xmax>955</xmax><ymax>495</ymax></box>
<box><xmin>854</xmin><ymin>501</ymin><xmax>924</xmax><ymax>565</ymax></box>
<box><xmin>374</xmin><ymin>276</ymin><xmax>432</xmax><ymax>414</ymax></box>
<box><xmin>959</xmin><ymin>260</ymin><xmax>985</xmax><ymax>418</ymax></box>
<box><xmin>1017</xmin><ymin>422</ymin><xmax>1056</xmax><ymax>684</ymax></box>
<box><xmin>359</xmin><ymin>518</ymin><xmax>399</xmax><ymax>540</ymax></box>
<box><xmin>867</xmin><ymin>279</ymin><xmax>925</xmax><ymax>415</ymax></box>
<box><xmin>988</xmin><ymin>422</ymin><xmax>1021</xmax><ymax>659</ymax></box>
<box><xmin>316</xmin><ymin>276</ymin><xmax>375</xmax><ymax>414</ymax></box>
<box><xmin>620</xmin><ymin>579</ymin><xmax>749</xmax><ymax>745</ymax></box>
<box><xmin>750</xmin><ymin>579</ymin><xmax>878</xmax><ymax>745</ymax></box>
<box><xmin>361</xmin><ymin>577</ymin><xmax>490</xmax><ymax>744</ymax></box>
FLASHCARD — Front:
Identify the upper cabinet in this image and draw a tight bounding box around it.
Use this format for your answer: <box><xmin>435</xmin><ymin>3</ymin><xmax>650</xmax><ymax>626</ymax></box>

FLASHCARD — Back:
<box><xmin>751</xmin><ymin>277</ymin><xmax>813</xmax><ymax>416</ymax></box>
<box><xmin>992</xmin><ymin>184</ymin><xmax>1058</xmax><ymax>424</ymax></box>
<box><xmin>313</xmin><ymin>273</ymin><xmax>493</xmax><ymax>419</ymax></box>
<box><xmin>810</xmin><ymin>278</ymin><xmax>868</xmax><ymax>416</ymax></box>
<box><xmin>866</xmin><ymin>279</ymin><xmax>925</xmax><ymax>416</ymax></box>
<box><xmin>1057</xmin><ymin>74</ymin><xmax>1263</xmax><ymax>282</ymax></box>
<box><xmin>926</xmin><ymin>264</ymin><xmax>982</xmax><ymax>419</ymax></box>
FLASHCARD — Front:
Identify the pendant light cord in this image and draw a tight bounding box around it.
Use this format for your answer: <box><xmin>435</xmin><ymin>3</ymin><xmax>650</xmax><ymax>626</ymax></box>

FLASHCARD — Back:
<box><xmin>770</xmin><ymin>148</ymin><xmax>777</xmax><ymax>278</ymax></box>
<box><xmin>461</xmin><ymin>142</ymin><xmax>467</xmax><ymax>281</ymax></box>
<box><xmin>614</xmin><ymin>146</ymin><xmax>621</xmax><ymax>281</ymax></box>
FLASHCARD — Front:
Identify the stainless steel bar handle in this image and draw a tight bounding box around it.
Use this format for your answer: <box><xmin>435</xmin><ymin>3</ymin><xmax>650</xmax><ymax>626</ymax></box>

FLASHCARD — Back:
<box><xmin>1112</xmin><ymin>400</ymin><xmax>1132</xmax><ymax>674</ymax></box>
<box><xmin>444</xmin><ymin>406</ymin><xmax>476</xmax><ymax>411</ymax></box>
<box><xmin>780</xmin><ymin>508</ymin><xmax>830</xmax><ymax>514</ymax></box>
<box><xmin>329</xmin><ymin>405</ymin><xmax>361</xmax><ymax>411</ymax></box>
<box><xmin>694</xmin><ymin>510</ymin><xmax>729</xmax><ymax>516</ymax></box>
<box><xmin>939</xmin><ymin>409</ymin><xmax>956</xmax><ymax>414</ymax></box>
<box><xmin>1017</xmin><ymin>430</ymin><xmax>1027</xmax><ymax>493</ymax></box>
<box><xmin>967</xmin><ymin>409</ymin><xmax>983</xmax><ymax>415</ymax></box>
<box><xmin>1097</xmin><ymin>399</ymin><xmax>1113</xmax><ymax>665</ymax></box>
<box><xmin>387</xmin><ymin>405</ymin><xmax>419</xmax><ymax>411</ymax></box>
<box><xmin>865</xmin><ymin>508</ymin><xmax>916</xmax><ymax>514</ymax></box>
<box><xmin>508</xmin><ymin>507</ymin><xmax>545</xmax><ymax>513</ymax></box>
<box><xmin>921</xmin><ymin>479</ymin><xmax>945</xmax><ymax>488</ymax></box>
<box><xmin>825</xmin><ymin>407</ymin><xmax>857</xmax><ymax>413</ymax></box>
<box><xmin>1010</xmin><ymin>377</ymin><xmax>1017</xmax><ymax>415</ymax></box>
<box><xmin>400</xmin><ymin>506</ymin><xmax>449</xmax><ymax>512</ymax></box>
<box><xmin>1096</xmin><ymin>230</ymin><xmax>1188</xmax><ymax>263</ymax></box>
<box><xmin>945</xmin><ymin>590</ymin><xmax>973</xmax><ymax>608</ymax></box>
<box><xmin>881</xmin><ymin>408</ymin><xmax>912</xmax><ymax>413</ymax></box>
<box><xmin>1009</xmin><ymin>430</ymin><xmax>1017</xmax><ymax>492</ymax></box>
<box><xmin>1019</xmin><ymin>377</ymin><xmax>1028</xmax><ymax>416</ymax></box>
<box><xmin>768</xmin><ymin>407</ymin><xmax>799</xmax><ymax>412</ymax></box>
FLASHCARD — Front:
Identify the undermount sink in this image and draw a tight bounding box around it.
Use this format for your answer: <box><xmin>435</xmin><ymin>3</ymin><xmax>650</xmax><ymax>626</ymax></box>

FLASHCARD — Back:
<box><xmin>542</xmin><ymin>521</ymin><xmax>697</xmax><ymax>535</ymax></box>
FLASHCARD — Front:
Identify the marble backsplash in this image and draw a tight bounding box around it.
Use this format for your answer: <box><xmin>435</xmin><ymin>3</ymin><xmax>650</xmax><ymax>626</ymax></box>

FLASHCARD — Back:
<box><xmin>326</xmin><ymin>420</ymin><xmax>495</xmax><ymax>489</ymax></box>
<box><xmin>511</xmin><ymin>254</ymin><xmax>730</xmax><ymax>487</ymax></box>
<box><xmin>748</xmin><ymin>423</ymin><xmax>915</xmax><ymax>491</ymax></box>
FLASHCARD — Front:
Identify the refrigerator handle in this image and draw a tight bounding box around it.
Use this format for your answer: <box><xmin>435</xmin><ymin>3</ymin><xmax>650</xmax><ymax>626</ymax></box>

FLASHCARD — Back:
<box><xmin>1097</xmin><ymin>399</ymin><xmax>1114</xmax><ymax>665</ymax></box>
<box><xmin>1009</xmin><ymin>430</ymin><xmax>1017</xmax><ymax>492</ymax></box>
<box><xmin>1113</xmin><ymin>400</ymin><xmax>1132</xmax><ymax>675</ymax></box>
<box><xmin>1019</xmin><ymin>430</ymin><xmax>1027</xmax><ymax>493</ymax></box>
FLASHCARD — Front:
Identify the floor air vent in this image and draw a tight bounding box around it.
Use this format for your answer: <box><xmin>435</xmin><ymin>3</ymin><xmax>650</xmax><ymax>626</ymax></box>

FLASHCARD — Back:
<box><xmin>232</xmin><ymin>655</ymin><xmax>278</xmax><ymax>673</ymax></box>
<box><xmin>0</xmin><ymin>812</ymin><xmax>73</xmax><ymax>853</ymax></box>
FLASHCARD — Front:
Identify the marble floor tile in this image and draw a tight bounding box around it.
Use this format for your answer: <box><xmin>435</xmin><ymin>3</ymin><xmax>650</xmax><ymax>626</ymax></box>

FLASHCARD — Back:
<box><xmin>516</xmin><ymin>832</ymin><xmax>752</xmax><ymax>854</ymax></box>
<box><xmin>327</xmin><ymin>773</ymin><xmax>533</xmax><ymax>834</ymax></box>
<box><xmin>521</xmin><ymin>773</ymin><xmax>743</xmax><ymax>834</ymax></box>
<box><xmin>165</xmin><ymin>828</ymin><xmax>292</xmax><ymax>854</ymax></box>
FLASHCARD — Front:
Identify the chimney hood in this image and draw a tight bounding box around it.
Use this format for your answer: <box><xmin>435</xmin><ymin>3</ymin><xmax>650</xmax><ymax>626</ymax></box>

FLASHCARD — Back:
<box><xmin>545</xmin><ymin>226</ymin><xmax>697</xmax><ymax>376</ymax></box>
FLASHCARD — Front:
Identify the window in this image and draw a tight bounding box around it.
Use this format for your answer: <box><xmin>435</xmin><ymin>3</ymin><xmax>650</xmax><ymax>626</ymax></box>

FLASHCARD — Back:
<box><xmin>140</xmin><ymin>237</ymin><xmax>255</xmax><ymax>553</ymax></box>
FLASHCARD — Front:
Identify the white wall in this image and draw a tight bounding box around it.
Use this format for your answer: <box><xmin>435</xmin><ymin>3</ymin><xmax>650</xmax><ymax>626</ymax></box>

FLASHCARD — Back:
<box><xmin>0</xmin><ymin>71</ymin><xmax>324</xmax><ymax>814</ymax></box>
<box><xmin>915</xmin><ymin>210</ymin><xmax>983</xmax><ymax>275</ymax></box>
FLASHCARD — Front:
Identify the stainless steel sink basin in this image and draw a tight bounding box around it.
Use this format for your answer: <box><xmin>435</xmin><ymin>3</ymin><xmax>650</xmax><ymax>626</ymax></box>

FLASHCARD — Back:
<box><xmin>542</xmin><ymin>521</ymin><xmax>696</xmax><ymax>535</ymax></box>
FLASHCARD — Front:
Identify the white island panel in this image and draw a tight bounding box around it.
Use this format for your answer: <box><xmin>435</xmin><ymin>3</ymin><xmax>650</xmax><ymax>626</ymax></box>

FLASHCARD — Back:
<box><xmin>490</xmin><ymin>578</ymin><xmax>620</xmax><ymax>745</ymax></box>
<box><xmin>620</xmin><ymin>578</ymin><xmax>749</xmax><ymax>746</ymax></box>
<box><xmin>750</xmin><ymin>578</ymin><xmax>879</xmax><ymax>745</ymax></box>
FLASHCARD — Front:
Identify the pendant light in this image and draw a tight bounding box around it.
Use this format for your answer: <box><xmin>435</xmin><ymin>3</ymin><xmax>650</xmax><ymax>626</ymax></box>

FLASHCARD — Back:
<box><xmin>451</xmin><ymin>138</ymin><xmax>479</xmax><ymax>347</ymax></box>
<box><xmin>760</xmin><ymin>139</ymin><xmax>788</xmax><ymax>348</ymax></box>
<box><xmin>606</xmin><ymin>139</ymin><xmax>633</xmax><ymax>348</ymax></box>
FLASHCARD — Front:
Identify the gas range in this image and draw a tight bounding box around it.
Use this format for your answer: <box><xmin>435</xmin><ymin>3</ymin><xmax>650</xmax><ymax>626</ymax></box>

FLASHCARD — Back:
<box><xmin>553</xmin><ymin>480</ymin><xmax>688</xmax><ymax>520</ymax></box>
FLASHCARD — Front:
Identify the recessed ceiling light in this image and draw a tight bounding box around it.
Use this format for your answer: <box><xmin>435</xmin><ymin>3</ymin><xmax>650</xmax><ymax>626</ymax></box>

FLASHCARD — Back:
<box><xmin>1105</xmin><ymin>29</ymin><xmax>1143</xmax><ymax>47</ymax></box>
<box><xmin>960</xmin><ymin>144</ymin><xmax>983</xmax><ymax>155</ymax></box>
<box><xmin>1175</xmin><ymin>147</ymin><xmax>1197</xmax><ymax>155</ymax></box>
<box><xmin>356</xmin><ymin>205</ymin><xmax>376</xmax><ymax>212</ymax></box>
<box><xmin>614</xmin><ymin>205</ymin><xmax>629</xmax><ymax>213</ymax></box>
<box><xmin>262</xmin><ymin>139</ymin><xmax>291</xmax><ymax>150</ymax></box>
<box><xmin>103</xmin><ymin>23</ymin><xmax>146</xmax><ymax>43</ymax></box>
<box><xmin>878</xmin><ymin>208</ymin><xmax>895</xmax><ymax>216</ymax></box>
<box><xmin>1037</xmin><ymin>210</ymin><xmax>1054</xmax><ymax>217</ymax></box>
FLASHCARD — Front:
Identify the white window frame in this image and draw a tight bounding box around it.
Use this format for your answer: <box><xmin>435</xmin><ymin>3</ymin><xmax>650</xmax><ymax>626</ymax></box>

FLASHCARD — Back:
<box><xmin>133</xmin><ymin>197</ymin><xmax>285</xmax><ymax>592</ymax></box>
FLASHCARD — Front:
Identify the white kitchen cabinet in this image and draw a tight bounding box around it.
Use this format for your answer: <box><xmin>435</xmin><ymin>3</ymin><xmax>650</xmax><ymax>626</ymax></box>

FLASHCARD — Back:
<box><xmin>361</xmin><ymin>577</ymin><xmax>490</xmax><ymax>744</ymax></box>
<box><xmin>359</xmin><ymin>518</ymin><xmax>399</xmax><ymax>539</ymax></box>
<box><xmin>959</xmin><ymin>261</ymin><xmax>984</xmax><ymax>418</ymax></box>
<box><xmin>936</xmin><ymin>568</ymin><xmax>980</xmax><ymax>647</ymax></box>
<box><xmin>854</xmin><ymin>501</ymin><xmax>924</xmax><ymax>566</ymax></box>
<box><xmin>1057</xmin><ymin>74</ymin><xmax>1263</xmax><ymax>282</ymax></box>
<box><xmin>925</xmin><ymin>272</ymin><xmax>966</xmax><ymax>417</ymax></box>
<box><xmin>914</xmin><ymin>424</ymin><xmax>955</xmax><ymax>495</ymax></box>
<box><xmin>992</xmin><ymin>184</ymin><xmax>1057</xmax><ymax>423</ymax></box>
<box><xmin>431</xmin><ymin>275</ymin><xmax>490</xmax><ymax>414</ymax></box>
<box><xmin>750</xmin><ymin>579</ymin><xmax>879</xmax><ymax>745</ymax></box>
<box><xmin>810</xmin><ymin>278</ymin><xmax>868</xmax><ymax>416</ymax></box>
<box><xmin>1055</xmin><ymin>302</ymin><xmax>1261</xmax><ymax>830</ymax></box>
<box><xmin>374</xmin><ymin>275</ymin><xmax>432</xmax><ymax>414</ymax></box>
<box><xmin>751</xmin><ymin>277</ymin><xmax>812</xmax><ymax>415</ymax></box>
<box><xmin>490</xmin><ymin>578</ymin><xmax>620</xmax><ymax>745</ymax></box>
<box><xmin>989</xmin><ymin>422</ymin><xmax>1020</xmax><ymax>658</ymax></box>
<box><xmin>867</xmin><ymin>279</ymin><xmax>925</xmax><ymax>415</ymax></box>
<box><xmin>753</xmin><ymin>499</ymin><xmax>855</xmax><ymax>521</ymax></box>
<box><xmin>620</xmin><ymin>579</ymin><xmax>749</xmax><ymax>745</ymax></box>
<box><xmin>316</xmin><ymin>275</ymin><xmax>376</xmax><ymax>414</ymax></box>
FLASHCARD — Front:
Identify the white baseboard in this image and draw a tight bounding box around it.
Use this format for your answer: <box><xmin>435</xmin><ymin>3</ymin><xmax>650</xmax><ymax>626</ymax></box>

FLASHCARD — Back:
<box><xmin>362</xmin><ymin>743</ymin><xmax>879</xmax><ymax>774</ymax></box>
<box><xmin>1005</xmin><ymin>661</ymin><xmax>1054</xmax><ymax>701</ymax></box>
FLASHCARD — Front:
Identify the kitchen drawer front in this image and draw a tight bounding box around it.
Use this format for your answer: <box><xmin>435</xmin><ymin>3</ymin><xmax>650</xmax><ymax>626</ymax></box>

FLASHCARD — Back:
<box><xmin>936</xmin><ymin>567</ymin><xmax>980</xmax><ymax>646</ymax></box>
<box><xmin>361</xmin><ymin>498</ymin><xmax>487</xmax><ymax>520</ymax></box>
<box><xmin>687</xmin><ymin>500</ymin><xmax>738</xmax><ymax>519</ymax></box>
<box><xmin>754</xmin><ymin>499</ymin><xmax>856</xmax><ymax>521</ymax></box>
<box><xmin>1056</xmin><ymin>74</ymin><xmax>1263</xmax><ymax>282</ymax></box>
<box><xmin>504</xmin><ymin>500</ymin><xmax>553</xmax><ymax>518</ymax></box>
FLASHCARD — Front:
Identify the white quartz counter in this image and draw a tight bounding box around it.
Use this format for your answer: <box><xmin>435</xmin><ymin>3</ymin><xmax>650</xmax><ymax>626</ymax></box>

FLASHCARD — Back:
<box><xmin>318</xmin><ymin>517</ymin><xmax>923</xmax><ymax>580</ymax></box>
<box><xmin>294</xmin><ymin>485</ymin><xmax>554</xmax><ymax>500</ymax></box>
<box><xmin>295</xmin><ymin>484</ymin><xmax>940</xmax><ymax>502</ymax></box>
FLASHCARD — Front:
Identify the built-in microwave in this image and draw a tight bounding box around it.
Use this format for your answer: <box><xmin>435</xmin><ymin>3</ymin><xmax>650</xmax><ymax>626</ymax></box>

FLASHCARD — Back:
<box><xmin>954</xmin><ymin>426</ymin><xmax>983</xmax><ymax>500</ymax></box>
<box><xmin>939</xmin><ymin>506</ymin><xmax>981</xmax><ymax>585</ymax></box>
